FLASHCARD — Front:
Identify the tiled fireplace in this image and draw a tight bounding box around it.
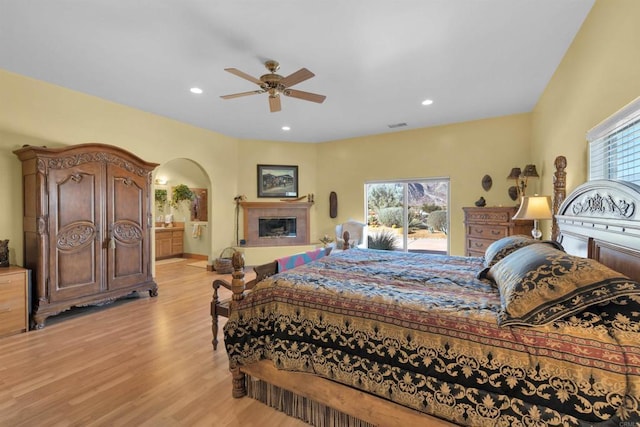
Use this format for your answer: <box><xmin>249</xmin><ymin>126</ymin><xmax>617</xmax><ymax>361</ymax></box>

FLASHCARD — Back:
<box><xmin>241</xmin><ymin>202</ymin><xmax>312</xmax><ymax>247</ymax></box>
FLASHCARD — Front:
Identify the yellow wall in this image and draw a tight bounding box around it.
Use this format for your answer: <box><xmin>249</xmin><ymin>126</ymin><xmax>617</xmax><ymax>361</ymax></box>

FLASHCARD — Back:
<box><xmin>532</xmin><ymin>0</ymin><xmax>640</xmax><ymax>196</ymax></box>
<box><xmin>316</xmin><ymin>115</ymin><xmax>532</xmax><ymax>255</ymax></box>
<box><xmin>0</xmin><ymin>69</ymin><xmax>244</xmax><ymax>265</ymax></box>
<box><xmin>0</xmin><ymin>66</ymin><xmax>530</xmax><ymax>263</ymax></box>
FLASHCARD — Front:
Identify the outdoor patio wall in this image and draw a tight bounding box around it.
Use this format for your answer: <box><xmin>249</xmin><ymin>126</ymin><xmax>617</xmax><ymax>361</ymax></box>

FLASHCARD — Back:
<box><xmin>316</xmin><ymin>113</ymin><xmax>532</xmax><ymax>256</ymax></box>
<box><xmin>532</xmin><ymin>0</ymin><xmax>640</xmax><ymax>199</ymax></box>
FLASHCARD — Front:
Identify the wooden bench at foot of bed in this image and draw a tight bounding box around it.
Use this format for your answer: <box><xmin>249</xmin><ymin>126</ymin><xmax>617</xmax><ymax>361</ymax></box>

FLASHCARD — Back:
<box><xmin>237</xmin><ymin>359</ymin><xmax>458</xmax><ymax>427</ymax></box>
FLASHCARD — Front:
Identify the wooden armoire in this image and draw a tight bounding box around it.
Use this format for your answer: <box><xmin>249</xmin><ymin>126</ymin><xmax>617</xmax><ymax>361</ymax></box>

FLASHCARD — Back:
<box><xmin>14</xmin><ymin>143</ymin><xmax>159</xmax><ymax>328</ymax></box>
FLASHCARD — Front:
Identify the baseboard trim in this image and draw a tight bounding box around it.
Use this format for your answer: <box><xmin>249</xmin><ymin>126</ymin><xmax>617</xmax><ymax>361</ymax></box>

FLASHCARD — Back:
<box><xmin>182</xmin><ymin>253</ymin><xmax>208</xmax><ymax>260</ymax></box>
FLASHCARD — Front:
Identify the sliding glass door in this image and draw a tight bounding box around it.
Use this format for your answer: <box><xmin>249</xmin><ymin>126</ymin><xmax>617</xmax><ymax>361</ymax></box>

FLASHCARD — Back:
<box><xmin>365</xmin><ymin>179</ymin><xmax>449</xmax><ymax>254</ymax></box>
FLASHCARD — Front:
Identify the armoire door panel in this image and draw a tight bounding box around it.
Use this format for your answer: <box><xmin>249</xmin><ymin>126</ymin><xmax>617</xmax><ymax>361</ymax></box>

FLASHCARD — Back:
<box><xmin>111</xmin><ymin>177</ymin><xmax>144</xmax><ymax>223</ymax></box>
<box><xmin>48</xmin><ymin>167</ymin><xmax>102</xmax><ymax>301</ymax></box>
<box><xmin>107</xmin><ymin>171</ymin><xmax>149</xmax><ymax>290</ymax></box>
<box><xmin>55</xmin><ymin>248</ymin><xmax>98</xmax><ymax>299</ymax></box>
<box><xmin>113</xmin><ymin>241</ymin><xmax>144</xmax><ymax>276</ymax></box>
<box><xmin>55</xmin><ymin>172</ymin><xmax>100</xmax><ymax>225</ymax></box>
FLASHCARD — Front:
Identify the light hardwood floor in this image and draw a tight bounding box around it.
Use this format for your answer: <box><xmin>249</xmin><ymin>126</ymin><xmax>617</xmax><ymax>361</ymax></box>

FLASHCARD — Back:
<box><xmin>0</xmin><ymin>259</ymin><xmax>307</xmax><ymax>427</ymax></box>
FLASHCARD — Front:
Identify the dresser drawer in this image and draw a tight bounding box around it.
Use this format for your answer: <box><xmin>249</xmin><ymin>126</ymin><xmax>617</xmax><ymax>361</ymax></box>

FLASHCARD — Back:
<box><xmin>466</xmin><ymin>249</ymin><xmax>486</xmax><ymax>258</ymax></box>
<box><xmin>0</xmin><ymin>270</ymin><xmax>28</xmax><ymax>337</ymax></box>
<box><xmin>155</xmin><ymin>231</ymin><xmax>171</xmax><ymax>241</ymax></box>
<box><xmin>464</xmin><ymin>206</ymin><xmax>533</xmax><ymax>259</ymax></box>
<box><xmin>467</xmin><ymin>238</ymin><xmax>492</xmax><ymax>254</ymax></box>
<box><xmin>466</xmin><ymin>224</ymin><xmax>508</xmax><ymax>240</ymax></box>
<box><xmin>464</xmin><ymin>209</ymin><xmax>514</xmax><ymax>224</ymax></box>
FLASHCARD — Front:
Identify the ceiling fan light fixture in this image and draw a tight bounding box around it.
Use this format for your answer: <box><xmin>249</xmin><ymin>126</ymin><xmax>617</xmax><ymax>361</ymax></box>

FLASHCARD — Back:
<box><xmin>190</xmin><ymin>87</ymin><xmax>203</xmax><ymax>94</ymax></box>
<box><xmin>421</xmin><ymin>99</ymin><xmax>433</xmax><ymax>106</ymax></box>
<box><xmin>282</xmin><ymin>126</ymin><xmax>291</xmax><ymax>131</ymax></box>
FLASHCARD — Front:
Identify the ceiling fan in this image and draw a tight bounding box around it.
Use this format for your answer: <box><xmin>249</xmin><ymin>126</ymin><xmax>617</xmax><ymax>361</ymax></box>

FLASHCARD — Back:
<box><xmin>220</xmin><ymin>60</ymin><xmax>326</xmax><ymax>112</ymax></box>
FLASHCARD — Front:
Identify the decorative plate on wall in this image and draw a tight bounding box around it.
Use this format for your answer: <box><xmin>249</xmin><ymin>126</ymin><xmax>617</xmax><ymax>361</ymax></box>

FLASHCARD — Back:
<box><xmin>508</xmin><ymin>186</ymin><xmax>519</xmax><ymax>201</ymax></box>
<box><xmin>482</xmin><ymin>175</ymin><xmax>492</xmax><ymax>191</ymax></box>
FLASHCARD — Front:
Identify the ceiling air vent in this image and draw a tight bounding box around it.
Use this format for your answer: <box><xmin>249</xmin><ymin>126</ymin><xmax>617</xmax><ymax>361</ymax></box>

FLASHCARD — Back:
<box><xmin>387</xmin><ymin>122</ymin><xmax>407</xmax><ymax>129</ymax></box>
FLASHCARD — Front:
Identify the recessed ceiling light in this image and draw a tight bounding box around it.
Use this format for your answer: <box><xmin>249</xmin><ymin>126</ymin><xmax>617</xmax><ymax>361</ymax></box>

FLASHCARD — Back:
<box><xmin>282</xmin><ymin>126</ymin><xmax>291</xmax><ymax>131</ymax></box>
<box><xmin>190</xmin><ymin>87</ymin><xmax>203</xmax><ymax>94</ymax></box>
<box><xmin>421</xmin><ymin>99</ymin><xmax>433</xmax><ymax>106</ymax></box>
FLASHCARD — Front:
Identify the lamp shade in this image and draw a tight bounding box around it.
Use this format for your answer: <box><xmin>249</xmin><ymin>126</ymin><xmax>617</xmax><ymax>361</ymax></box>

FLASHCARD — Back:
<box><xmin>507</xmin><ymin>167</ymin><xmax>522</xmax><ymax>179</ymax></box>
<box><xmin>522</xmin><ymin>164</ymin><xmax>539</xmax><ymax>178</ymax></box>
<box><xmin>512</xmin><ymin>195</ymin><xmax>552</xmax><ymax>220</ymax></box>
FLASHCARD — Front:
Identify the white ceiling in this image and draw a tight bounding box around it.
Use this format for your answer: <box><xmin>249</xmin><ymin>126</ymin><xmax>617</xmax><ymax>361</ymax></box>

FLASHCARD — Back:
<box><xmin>0</xmin><ymin>0</ymin><xmax>594</xmax><ymax>143</ymax></box>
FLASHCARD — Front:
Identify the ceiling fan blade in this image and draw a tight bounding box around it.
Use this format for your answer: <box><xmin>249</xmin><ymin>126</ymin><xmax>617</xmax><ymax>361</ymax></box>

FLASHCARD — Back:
<box><xmin>224</xmin><ymin>68</ymin><xmax>263</xmax><ymax>85</ymax></box>
<box><xmin>269</xmin><ymin>95</ymin><xmax>281</xmax><ymax>113</ymax></box>
<box><xmin>279</xmin><ymin>68</ymin><xmax>314</xmax><ymax>88</ymax></box>
<box><xmin>220</xmin><ymin>90</ymin><xmax>264</xmax><ymax>99</ymax></box>
<box><xmin>284</xmin><ymin>89</ymin><xmax>326</xmax><ymax>104</ymax></box>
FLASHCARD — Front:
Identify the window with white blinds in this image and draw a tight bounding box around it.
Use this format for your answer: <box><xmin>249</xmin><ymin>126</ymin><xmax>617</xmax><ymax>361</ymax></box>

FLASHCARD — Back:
<box><xmin>588</xmin><ymin>96</ymin><xmax>640</xmax><ymax>184</ymax></box>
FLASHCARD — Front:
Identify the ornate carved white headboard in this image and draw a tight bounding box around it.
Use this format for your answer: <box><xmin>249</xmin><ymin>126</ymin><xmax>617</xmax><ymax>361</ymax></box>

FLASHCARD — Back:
<box><xmin>555</xmin><ymin>178</ymin><xmax>640</xmax><ymax>281</ymax></box>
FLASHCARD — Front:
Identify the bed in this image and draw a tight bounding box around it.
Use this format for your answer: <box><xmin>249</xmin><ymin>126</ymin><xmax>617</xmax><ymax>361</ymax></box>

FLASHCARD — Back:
<box><xmin>219</xmin><ymin>157</ymin><xmax>640</xmax><ymax>426</ymax></box>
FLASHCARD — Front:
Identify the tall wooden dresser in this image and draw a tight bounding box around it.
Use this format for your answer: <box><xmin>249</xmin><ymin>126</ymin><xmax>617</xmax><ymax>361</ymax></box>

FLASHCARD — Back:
<box><xmin>463</xmin><ymin>206</ymin><xmax>534</xmax><ymax>257</ymax></box>
<box><xmin>14</xmin><ymin>143</ymin><xmax>159</xmax><ymax>328</ymax></box>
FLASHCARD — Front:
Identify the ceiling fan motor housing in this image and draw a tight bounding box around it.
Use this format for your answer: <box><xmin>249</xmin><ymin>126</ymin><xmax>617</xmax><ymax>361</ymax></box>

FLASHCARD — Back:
<box><xmin>260</xmin><ymin>73</ymin><xmax>283</xmax><ymax>87</ymax></box>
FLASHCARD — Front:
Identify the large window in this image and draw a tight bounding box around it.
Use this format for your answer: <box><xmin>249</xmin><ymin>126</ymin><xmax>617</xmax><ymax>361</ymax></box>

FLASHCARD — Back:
<box><xmin>589</xmin><ymin>96</ymin><xmax>640</xmax><ymax>184</ymax></box>
<box><xmin>365</xmin><ymin>179</ymin><xmax>449</xmax><ymax>254</ymax></box>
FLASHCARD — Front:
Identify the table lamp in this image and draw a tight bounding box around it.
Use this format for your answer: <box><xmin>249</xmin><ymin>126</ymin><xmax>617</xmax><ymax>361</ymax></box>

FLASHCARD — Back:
<box><xmin>512</xmin><ymin>195</ymin><xmax>552</xmax><ymax>239</ymax></box>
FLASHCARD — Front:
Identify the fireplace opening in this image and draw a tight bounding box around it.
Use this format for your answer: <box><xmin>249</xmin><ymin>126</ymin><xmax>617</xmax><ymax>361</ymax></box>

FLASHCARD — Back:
<box><xmin>259</xmin><ymin>217</ymin><xmax>297</xmax><ymax>238</ymax></box>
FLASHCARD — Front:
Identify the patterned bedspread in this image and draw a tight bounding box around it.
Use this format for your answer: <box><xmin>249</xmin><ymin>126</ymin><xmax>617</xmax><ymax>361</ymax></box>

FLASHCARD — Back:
<box><xmin>224</xmin><ymin>249</ymin><xmax>640</xmax><ymax>426</ymax></box>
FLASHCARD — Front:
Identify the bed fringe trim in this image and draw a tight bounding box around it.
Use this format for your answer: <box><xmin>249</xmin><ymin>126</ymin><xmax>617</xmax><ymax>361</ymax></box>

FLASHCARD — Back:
<box><xmin>246</xmin><ymin>375</ymin><xmax>376</xmax><ymax>427</ymax></box>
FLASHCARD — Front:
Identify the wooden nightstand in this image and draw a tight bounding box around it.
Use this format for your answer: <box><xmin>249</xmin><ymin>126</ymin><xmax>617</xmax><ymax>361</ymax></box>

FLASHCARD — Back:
<box><xmin>0</xmin><ymin>267</ymin><xmax>29</xmax><ymax>337</ymax></box>
<box><xmin>463</xmin><ymin>207</ymin><xmax>534</xmax><ymax>257</ymax></box>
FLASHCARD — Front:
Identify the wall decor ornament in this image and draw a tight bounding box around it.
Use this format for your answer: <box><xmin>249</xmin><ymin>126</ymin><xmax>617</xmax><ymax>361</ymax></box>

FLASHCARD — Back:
<box><xmin>329</xmin><ymin>191</ymin><xmax>338</xmax><ymax>218</ymax></box>
<box><xmin>507</xmin><ymin>164</ymin><xmax>539</xmax><ymax>200</ymax></box>
<box><xmin>508</xmin><ymin>186</ymin><xmax>519</xmax><ymax>201</ymax></box>
<box><xmin>475</xmin><ymin>197</ymin><xmax>486</xmax><ymax>207</ymax></box>
<box><xmin>257</xmin><ymin>164</ymin><xmax>298</xmax><ymax>198</ymax></box>
<box><xmin>482</xmin><ymin>175</ymin><xmax>492</xmax><ymax>191</ymax></box>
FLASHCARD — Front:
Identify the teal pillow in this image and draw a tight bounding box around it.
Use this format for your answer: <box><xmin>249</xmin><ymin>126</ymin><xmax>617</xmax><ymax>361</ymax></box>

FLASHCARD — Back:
<box><xmin>488</xmin><ymin>244</ymin><xmax>640</xmax><ymax>326</ymax></box>
<box><xmin>477</xmin><ymin>235</ymin><xmax>563</xmax><ymax>280</ymax></box>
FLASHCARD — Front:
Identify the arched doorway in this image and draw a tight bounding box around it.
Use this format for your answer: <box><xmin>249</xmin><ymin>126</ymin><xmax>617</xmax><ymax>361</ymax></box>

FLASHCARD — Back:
<box><xmin>153</xmin><ymin>158</ymin><xmax>211</xmax><ymax>262</ymax></box>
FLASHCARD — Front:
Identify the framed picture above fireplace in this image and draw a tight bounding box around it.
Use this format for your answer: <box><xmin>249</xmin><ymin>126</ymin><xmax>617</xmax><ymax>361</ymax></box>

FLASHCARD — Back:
<box><xmin>257</xmin><ymin>164</ymin><xmax>298</xmax><ymax>198</ymax></box>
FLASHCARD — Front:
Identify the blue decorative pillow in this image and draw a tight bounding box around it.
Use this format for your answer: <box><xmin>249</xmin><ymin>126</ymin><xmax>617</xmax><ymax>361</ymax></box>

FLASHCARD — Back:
<box><xmin>476</xmin><ymin>235</ymin><xmax>563</xmax><ymax>280</ymax></box>
<box><xmin>483</xmin><ymin>235</ymin><xmax>536</xmax><ymax>268</ymax></box>
<box><xmin>487</xmin><ymin>244</ymin><xmax>640</xmax><ymax>326</ymax></box>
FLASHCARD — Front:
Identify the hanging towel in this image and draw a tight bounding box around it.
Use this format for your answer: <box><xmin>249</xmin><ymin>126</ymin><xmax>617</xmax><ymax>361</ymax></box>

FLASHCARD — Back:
<box><xmin>192</xmin><ymin>224</ymin><xmax>202</xmax><ymax>238</ymax></box>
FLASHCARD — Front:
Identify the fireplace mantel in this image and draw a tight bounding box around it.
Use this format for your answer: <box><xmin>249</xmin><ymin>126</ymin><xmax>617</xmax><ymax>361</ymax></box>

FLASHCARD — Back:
<box><xmin>240</xmin><ymin>201</ymin><xmax>314</xmax><ymax>210</ymax></box>
<box><xmin>241</xmin><ymin>202</ymin><xmax>312</xmax><ymax>247</ymax></box>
